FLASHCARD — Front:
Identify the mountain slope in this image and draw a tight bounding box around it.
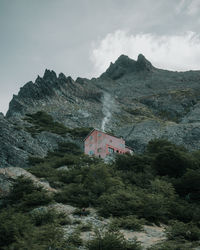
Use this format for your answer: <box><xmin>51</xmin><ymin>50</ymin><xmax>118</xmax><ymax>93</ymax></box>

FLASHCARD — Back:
<box><xmin>1</xmin><ymin>54</ymin><xmax>200</xmax><ymax>167</ymax></box>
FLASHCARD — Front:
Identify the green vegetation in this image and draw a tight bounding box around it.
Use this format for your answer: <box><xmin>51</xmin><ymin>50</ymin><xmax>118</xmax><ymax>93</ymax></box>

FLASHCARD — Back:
<box><xmin>1</xmin><ymin>138</ymin><xmax>200</xmax><ymax>248</ymax></box>
<box><xmin>166</xmin><ymin>220</ymin><xmax>200</xmax><ymax>242</ymax></box>
<box><xmin>86</xmin><ymin>229</ymin><xmax>142</xmax><ymax>250</ymax></box>
<box><xmin>4</xmin><ymin>176</ymin><xmax>53</xmax><ymax>211</ymax></box>
<box><xmin>110</xmin><ymin>215</ymin><xmax>145</xmax><ymax>231</ymax></box>
<box><xmin>0</xmin><ymin>177</ymin><xmax>69</xmax><ymax>249</ymax></box>
<box><xmin>24</xmin><ymin>111</ymin><xmax>92</xmax><ymax>138</ymax></box>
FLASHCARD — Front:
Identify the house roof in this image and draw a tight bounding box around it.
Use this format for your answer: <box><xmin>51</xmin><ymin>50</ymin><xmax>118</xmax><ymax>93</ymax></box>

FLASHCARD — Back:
<box><xmin>83</xmin><ymin>128</ymin><xmax>123</xmax><ymax>141</ymax></box>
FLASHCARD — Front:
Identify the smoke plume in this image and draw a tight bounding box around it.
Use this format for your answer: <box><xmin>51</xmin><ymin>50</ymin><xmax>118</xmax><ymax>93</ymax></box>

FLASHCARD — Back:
<box><xmin>101</xmin><ymin>92</ymin><xmax>115</xmax><ymax>132</ymax></box>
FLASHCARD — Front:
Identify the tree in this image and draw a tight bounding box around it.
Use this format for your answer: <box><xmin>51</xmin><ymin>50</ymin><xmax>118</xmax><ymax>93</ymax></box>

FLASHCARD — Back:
<box><xmin>153</xmin><ymin>146</ymin><xmax>193</xmax><ymax>177</ymax></box>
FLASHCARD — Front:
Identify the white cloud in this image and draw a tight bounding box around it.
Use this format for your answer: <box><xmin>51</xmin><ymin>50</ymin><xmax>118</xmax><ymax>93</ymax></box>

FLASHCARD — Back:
<box><xmin>90</xmin><ymin>30</ymin><xmax>200</xmax><ymax>76</ymax></box>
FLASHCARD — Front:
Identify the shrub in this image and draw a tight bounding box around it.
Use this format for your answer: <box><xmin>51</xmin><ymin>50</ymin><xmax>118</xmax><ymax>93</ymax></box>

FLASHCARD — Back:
<box><xmin>54</xmin><ymin>183</ymin><xmax>91</xmax><ymax>207</ymax></box>
<box><xmin>166</xmin><ymin>221</ymin><xmax>200</xmax><ymax>241</ymax></box>
<box><xmin>30</xmin><ymin>209</ymin><xmax>71</xmax><ymax>226</ymax></box>
<box><xmin>115</xmin><ymin>154</ymin><xmax>153</xmax><ymax>173</ymax></box>
<box><xmin>24</xmin><ymin>111</ymin><xmax>69</xmax><ymax>135</ymax></box>
<box><xmin>5</xmin><ymin>176</ymin><xmax>53</xmax><ymax>211</ymax></box>
<box><xmin>175</xmin><ymin>169</ymin><xmax>200</xmax><ymax>201</ymax></box>
<box><xmin>86</xmin><ymin>229</ymin><xmax>141</xmax><ymax>250</ymax></box>
<box><xmin>146</xmin><ymin>139</ymin><xmax>186</xmax><ymax>154</ymax></box>
<box><xmin>10</xmin><ymin>224</ymin><xmax>67</xmax><ymax>250</ymax></box>
<box><xmin>147</xmin><ymin>240</ymin><xmax>195</xmax><ymax>250</ymax></box>
<box><xmin>153</xmin><ymin>146</ymin><xmax>193</xmax><ymax>177</ymax></box>
<box><xmin>98</xmin><ymin>189</ymin><xmax>141</xmax><ymax>217</ymax></box>
<box><xmin>78</xmin><ymin>222</ymin><xmax>93</xmax><ymax>232</ymax></box>
<box><xmin>0</xmin><ymin>208</ymin><xmax>33</xmax><ymax>248</ymax></box>
<box><xmin>66</xmin><ymin>229</ymin><xmax>83</xmax><ymax>247</ymax></box>
<box><xmin>110</xmin><ymin>216</ymin><xmax>145</xmax><ymax>231</ymax></box>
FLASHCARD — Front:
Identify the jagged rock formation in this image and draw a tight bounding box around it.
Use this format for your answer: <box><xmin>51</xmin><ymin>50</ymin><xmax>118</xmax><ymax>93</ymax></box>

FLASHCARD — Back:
<box><xmin>1</xmin><ymin>54</ymin><xmax>200</xmax><ymax>167</ymax></box>
<box><xmin>101</xmin><ymin>54</ymin><xmax>153</xmax><ymax>80</ymax></box>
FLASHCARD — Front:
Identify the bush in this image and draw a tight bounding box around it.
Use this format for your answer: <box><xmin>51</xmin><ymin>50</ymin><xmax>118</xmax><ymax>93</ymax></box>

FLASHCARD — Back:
<box><xmin>98</xmin><ymin>189</ymin><xmax>141</xmax><ymax>217</ymax></box>
<box><xmin>110</xmin><ymin>216</ymin><xmax>145</xmax><ymax>231</ymax></box>
<box><xmin>10</xmin><ymin>224</ymin><xmax>67</xmax><ymax>250</ymax></box>
<box><xmin>98</xmin><ymin>187</ymin><xmax>172</xmax><ymax>223</ymax></box>
<box><xmin>175</xmin><ymin>169</ymin><xmax>200</xmax><ymax>201</ymax></box>
<box><xmin>166</xmin><ymin>221</ymin><xmax>200</xmax><ymax>241</ymax></box>
<box><xmin>0</xmin><ymin>208</ymin><xmax>33</xmax><ymax>248</ymax></box>
<box><xmin>147</xmin><ymin>239</ymin><xmax>196</xmax><ymax>250</ymax></box>
<box><xmin>86</xmin><ymin>229</ymin><xmax>141</xmax><ymax>250</ymax></box>
<box><xmin>24</xmin><ymin>111</ymin><xmax>69</xmax><ymax>135</ymax></box>
<box><xmin>78</xmin><ymin>222</ymin><xmax>93</xmax><ymax>232</ymax></box>
<box><xmin>54</xmin><ymin>183</ymin><xmax>91</xmax><ymax>207</ymax></box>
<box><xmin>66</xmin><ymin>230</ymin><xmax>83</xmax><ymax>247</ymax></box>
<box><xmin>153</xmin><ymin>146</ymin><xmax>193</xmax><ymax>177</ymax></box>
<box><xmin>115</xmin><ymin>154</ymin><xmax>153</xmax><ymax>172</ymax></box>
<box><xmin>30</xmin><ymin>209</ymin><xmax>71</xmax><ymax>226</ymax></box>
<box><xmin>5</xmin><ymin>176</ymin><xmax>53</xmax><ymax>211</ymax></box>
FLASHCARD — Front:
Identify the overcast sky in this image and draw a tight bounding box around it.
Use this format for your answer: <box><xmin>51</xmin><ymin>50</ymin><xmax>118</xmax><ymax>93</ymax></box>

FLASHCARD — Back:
<box><xmin>1</xmin><ymin>0</ymin><xmax>200</xmax><ymax>114</ymax></box>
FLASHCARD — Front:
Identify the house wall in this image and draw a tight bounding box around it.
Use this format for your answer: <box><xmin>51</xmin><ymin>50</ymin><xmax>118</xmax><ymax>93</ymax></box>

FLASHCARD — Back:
<box><xmin>84</xmin><ymin>130</ymin><xmax>131</xmax><ymax>158</ymax></box>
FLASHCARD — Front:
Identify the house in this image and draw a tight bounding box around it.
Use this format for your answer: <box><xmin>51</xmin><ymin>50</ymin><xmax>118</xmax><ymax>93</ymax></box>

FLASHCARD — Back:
<box><xmin>84</xmin><ymin>129</ymin><xmax>133</xmax><ymax>158</ymax></box>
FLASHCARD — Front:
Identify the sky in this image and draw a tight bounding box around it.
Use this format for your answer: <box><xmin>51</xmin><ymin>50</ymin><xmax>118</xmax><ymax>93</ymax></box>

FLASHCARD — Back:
<box><xmin>1</xmin><ymin>0</ymin><xmax>200</xmax><ymax>114</ymax></box>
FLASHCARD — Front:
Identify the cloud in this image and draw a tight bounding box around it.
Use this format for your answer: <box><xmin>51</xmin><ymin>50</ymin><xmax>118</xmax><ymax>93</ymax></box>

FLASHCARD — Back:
<box><xmin>187</xmin><ymin>0</ymin><xmax>200</xmax><ymax>15</ymax></box>
<box><xmin>176</xmin><ymin>0</ymin><xmax>200</xmax><ymax>15</ymax></box>
<box><xmin>90</xmin><ymin>30</ymin><xmax>200</xmax><ymax>76</ymax></box>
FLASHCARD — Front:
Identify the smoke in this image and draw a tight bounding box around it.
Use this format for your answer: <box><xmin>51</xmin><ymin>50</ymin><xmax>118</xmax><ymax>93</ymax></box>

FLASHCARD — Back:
<box><xmin>101</xmin><ymin>92</ymin><xmax>115</xmax><ymax>132</ymax></box>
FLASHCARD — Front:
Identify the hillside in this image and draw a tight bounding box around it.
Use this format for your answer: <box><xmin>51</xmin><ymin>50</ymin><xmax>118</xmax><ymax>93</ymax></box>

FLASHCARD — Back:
<box><xmin>0</xmin><ymin>55</ymin><xmax>200</xmax><ymax>249</ymax></box>
<box><xmin>0</xmin><ymin>139</ymin><xmax>200</xmax><ymax>249</ymax></box>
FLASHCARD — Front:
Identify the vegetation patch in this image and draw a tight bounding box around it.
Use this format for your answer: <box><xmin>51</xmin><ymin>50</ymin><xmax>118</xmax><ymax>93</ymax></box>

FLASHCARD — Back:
<box><xmin>86</xmin><ymin>229</ymin><xmax>142</xmax><ymax>250</ymax></box>
<box><xmin>24</xmin><ymin>110</ymin><xmax>92</xmax><ymax>138</ymax></box>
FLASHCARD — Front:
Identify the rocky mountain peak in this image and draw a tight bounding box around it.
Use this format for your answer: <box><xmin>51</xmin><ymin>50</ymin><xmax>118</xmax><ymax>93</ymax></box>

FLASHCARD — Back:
<box><xmin>100</xmin><ymin>54</ymin><xmax>153</xmax><ymax>80</ymax></box>
<box><xmin>43</xmin><ymin>69</ymin><xmax>57</xmax><ymax>81</ymax></box>
<box><xmin>114</xmin><ymin>54</ymin><xmax>136</xmax><ymax>67</ymax></box>
<box><xmin>136</xmin><ymin>54</ymin><xmax>153</xmax><ymax>71</ymax></box>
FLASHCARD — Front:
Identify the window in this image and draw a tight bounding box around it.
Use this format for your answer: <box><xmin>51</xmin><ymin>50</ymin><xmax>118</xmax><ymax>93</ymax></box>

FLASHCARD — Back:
<box><xmin>119</xmin><ymin>143</ymin><xmax>125</xmax><ymax>148</ymax></box>
<box><xmin>90</xmin><ymin>136</ymin><xmax>93</xmax><ymax>140</ymax></box>
<box><xmin>108</xmin><ymin>147</ymin><xmax>114</xmax><ymax>154</ymax></box>
<box><xmin>97</xmin><ymin>148</ymin><xmax>102</xmax><ymax>153</ymax></box>
<box><xmin>98</xmin><ymin>133</ymin><xmax>102</xmax><ymax>137</ymax></box>
<box><xmin>89</xmin><ymin>150</ymin><xmax>94</xmax><ymax>155</ymax></box>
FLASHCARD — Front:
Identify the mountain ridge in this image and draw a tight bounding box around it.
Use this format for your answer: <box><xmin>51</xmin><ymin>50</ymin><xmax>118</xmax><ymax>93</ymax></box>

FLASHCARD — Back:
<box><xmin>1</xmin><ymin>54</ymin><xmax>200</xmax><ymax>168</ymax></box>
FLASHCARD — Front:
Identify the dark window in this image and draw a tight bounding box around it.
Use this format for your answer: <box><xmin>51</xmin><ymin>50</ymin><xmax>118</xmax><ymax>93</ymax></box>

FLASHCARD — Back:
<box><xmin>108</xmin><ymin>147</ymin><xmax>114</xmax><ymax>154</ymax></box>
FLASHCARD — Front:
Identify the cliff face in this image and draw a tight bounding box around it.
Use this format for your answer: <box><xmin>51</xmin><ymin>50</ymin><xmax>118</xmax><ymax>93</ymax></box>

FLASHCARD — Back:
<box><xmin>1</xmin><ymin>54</ymin><xmax>200</xmax><ymax>167</ymax></box>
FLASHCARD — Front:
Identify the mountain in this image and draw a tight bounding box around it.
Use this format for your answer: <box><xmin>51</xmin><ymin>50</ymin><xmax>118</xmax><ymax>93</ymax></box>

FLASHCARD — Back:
<box><xmin>1</xmin><ymin>54</ymin><xmax>200</xmax><ymax>167</ymax></box>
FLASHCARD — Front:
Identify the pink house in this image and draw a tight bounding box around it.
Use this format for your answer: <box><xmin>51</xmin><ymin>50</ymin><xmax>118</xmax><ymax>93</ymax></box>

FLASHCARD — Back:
<box><xmin>84</xmin><ymin>129</ymin><xmax>133</xmax><ymax>158</ymax></box>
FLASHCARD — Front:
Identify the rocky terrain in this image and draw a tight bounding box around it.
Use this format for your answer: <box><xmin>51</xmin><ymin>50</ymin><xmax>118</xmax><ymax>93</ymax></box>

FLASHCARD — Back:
<box><xmin>1</xmin><ymin>54</ymin><xmax>200</xmax><ymax>167</ymax></box>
